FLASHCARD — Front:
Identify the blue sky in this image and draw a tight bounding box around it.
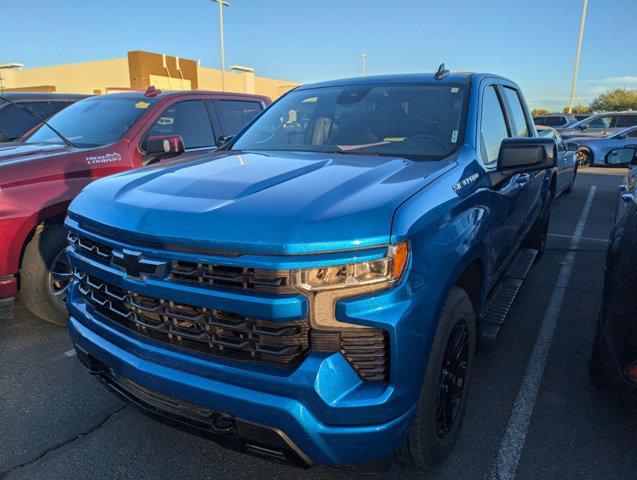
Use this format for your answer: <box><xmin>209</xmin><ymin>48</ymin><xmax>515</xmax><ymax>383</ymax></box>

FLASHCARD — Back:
<box><xmin>1</xmin><ymin>0</ymin><xmax>635</xmax><ymax>110</ymax></box>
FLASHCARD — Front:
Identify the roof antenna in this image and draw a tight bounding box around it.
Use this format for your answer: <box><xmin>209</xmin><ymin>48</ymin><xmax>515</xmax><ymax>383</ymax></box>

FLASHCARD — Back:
<box><xmin>434</xmin><ymin>63</ymin><xmax>450</xmax><ymax>80</ymax></box>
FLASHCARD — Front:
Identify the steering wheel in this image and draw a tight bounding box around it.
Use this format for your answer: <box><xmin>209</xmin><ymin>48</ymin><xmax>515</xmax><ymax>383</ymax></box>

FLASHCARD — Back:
<box><xmin>408</xmin><ymin>134</ymin><xmax>449</xmax><ymax>152</ymax></box>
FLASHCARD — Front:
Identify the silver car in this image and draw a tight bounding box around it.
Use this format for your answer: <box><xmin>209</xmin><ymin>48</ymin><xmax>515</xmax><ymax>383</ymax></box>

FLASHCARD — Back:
<box><xmin>570</xmin><ymin>126</ymin><xmax>637</xmax><ymax>166</ymax></box>
<box><xmin>557</xmin><ymin>111</ymin><xmax>637</xmax><ymax>140</ymax></box>
<box><xmin>537</xmin><ymin>126</ymin><xmax>578</xmax><ymax>196</ymax></box>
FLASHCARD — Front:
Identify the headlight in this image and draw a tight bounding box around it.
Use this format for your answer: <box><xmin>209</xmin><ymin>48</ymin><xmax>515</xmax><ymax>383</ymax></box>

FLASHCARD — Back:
<box><xmin>292</xmin><ymin>242</ymin><xmax>408</xmax><ymax>292</ymax></box>
<box><xmin>291</xmin><ymin>241</ymin><xmax>409</xmax><ymax>329</ymax></box>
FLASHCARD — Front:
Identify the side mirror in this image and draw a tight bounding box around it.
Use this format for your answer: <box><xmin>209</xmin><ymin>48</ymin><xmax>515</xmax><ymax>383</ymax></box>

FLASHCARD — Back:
<box><xmin>142</xmin><ymin>135</ymin><xmax>185</xmax><ymax>163</ymax></box>
<box><xmin>605</xmin><ymin>147</ymin><xmax>636</xmax><ymax>166</ymax></box>
<box><xmin>566</xmin><ymin>142</ymin><xmax>578</xmax><ymax>152</ymax></box>
<box><xmin>497</xmin><ymin>137</ymin><xmax>557</xmax><ymax>175</ymax></box>
<box><xmin>217</xmin><ymin>135</ymin><xmax>233</xmax><ymax>147</ymax></box>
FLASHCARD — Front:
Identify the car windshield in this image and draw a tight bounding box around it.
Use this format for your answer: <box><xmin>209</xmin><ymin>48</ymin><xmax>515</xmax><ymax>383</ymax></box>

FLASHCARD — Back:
<box><xmin>231</xmin><ymin>84</ymin><xmax>467</xmax><ymax>159</ymax></box>
<box><xmin>23</xmin><ymin>97</ymin><xmax>157</xmax><ymax>148</ymax></box>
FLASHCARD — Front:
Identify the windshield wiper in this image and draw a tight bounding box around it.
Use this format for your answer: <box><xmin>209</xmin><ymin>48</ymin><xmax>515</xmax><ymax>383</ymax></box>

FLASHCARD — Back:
<box><xmin>0</xmin><ymin>94</ymin><xmax>75</xmax><ymax>147</ymax></box>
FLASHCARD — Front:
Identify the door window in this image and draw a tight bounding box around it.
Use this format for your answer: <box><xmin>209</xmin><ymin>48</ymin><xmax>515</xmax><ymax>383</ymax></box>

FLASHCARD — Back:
<box><xmin>145</xmin><ymin>100</ymin><xmax>215</xmax><ymax>149</ymax></box>
<box><xmin>587</xmin><ymin>115</ymin><xmax>613</xmax><ymax>128</ymax></box>
<box><xmin>502</xmin><ymin>87</ymin><xmax>530</xmax><ymax>137</ymax></box>
<box><xmin>480</xmin><ymin>86</ymin><xmax>510</xmax><ymax>166</ymax></box>
<box><xmin>626</xmin><ymin>128</ymin><xmax>637</xmax><ymax>138</ymax></box>
<box><xmin>615</xmin><ymin>114</ymin><xmax>637</xmax><ymax>128</ymax></box>
<box><xmin>215</xmin><ymin>100</ymin><xmax>262</xmax><ymax>136</ymax></box>
<box><xmin>544</xmin><ymin>116</ymin><xmax>566</xmax><ymax>127</ymax></box>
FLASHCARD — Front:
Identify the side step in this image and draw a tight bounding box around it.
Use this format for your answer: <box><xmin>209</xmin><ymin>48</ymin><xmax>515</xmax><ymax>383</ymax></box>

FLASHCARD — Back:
<box><xmin>480</xmin><ymin>248</ymin><xmax>538</xmax><ymax>345</ymax></box>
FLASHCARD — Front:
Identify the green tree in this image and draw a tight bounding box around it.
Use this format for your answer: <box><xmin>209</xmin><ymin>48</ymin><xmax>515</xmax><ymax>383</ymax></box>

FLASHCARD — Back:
<box><xmin>590</xmin><ymin>88</ymin><xmax>637</xmax><ymax>112</ymax></box>
<box><xmin>563</xmin><ymin>105</ymin><xmax>591</xmax><ymax>114</ymax></box>
<box><xmin>531</xmin><ymin>108</ymin><xmax>551</xmax><ymax>116</ymax></box>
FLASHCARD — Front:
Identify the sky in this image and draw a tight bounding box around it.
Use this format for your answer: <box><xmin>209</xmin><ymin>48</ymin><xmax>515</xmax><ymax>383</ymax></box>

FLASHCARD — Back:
<box><xmin>1</xmin><ymin>0</ymin><xmax>636</xmax><ymax>111</ymax></box>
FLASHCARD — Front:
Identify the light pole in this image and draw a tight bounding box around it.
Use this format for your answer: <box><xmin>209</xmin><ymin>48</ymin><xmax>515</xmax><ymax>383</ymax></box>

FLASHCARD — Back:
<box><xmin>361</xmin><ymin>54</ymin><xmax>368</xmax><ymax>77</ymax></box>
<box><xmin>212</xmin><ymin>0</ymin><xmax>230</xmax><ymax>92</ymax></box>
<box><xmin>567</xmin><ymin>0</ymin><xmax>588</xmax><ymax>114</ymax></box>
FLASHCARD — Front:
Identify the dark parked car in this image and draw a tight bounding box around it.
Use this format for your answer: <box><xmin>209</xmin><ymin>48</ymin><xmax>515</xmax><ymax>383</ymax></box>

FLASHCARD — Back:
<box><xmin>558</xmin><ymin>111</ymin><xmax>637</xmax><ymax>140</ymax></box>
<box><xmin>569</xmin><ymin>126</ymin><xmax>637</xmax><ymax>167</ymax></box>
<box><xmin>0</xmin><ymin>92</ymin><xmax>89</xmax><ymax>141</ymax></box>
<box><xmin>533</xmin><ymin>113</ymin><xmax>589</xmax><ymax>128</ymax></box>
<box><xmin>590</xmin><ymin>146</ymin><xmax>637</xmax><ymax>391</ymax></box>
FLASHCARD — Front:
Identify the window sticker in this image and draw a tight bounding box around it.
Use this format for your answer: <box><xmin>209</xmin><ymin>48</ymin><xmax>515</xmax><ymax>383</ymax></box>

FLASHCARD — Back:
<box><xmin>451</xmin><ymin>87</ymin><xmax>459</xmax><ymax>93</ymax></box>
<box><xmin>451</xmin><ymin>130</ymin><xmax>459</xmax><ymax>143</ymax></box>
<box><xmin>135</xmin><ymin>101</ymin><xmax>150</xmax><ymax>109</ymax></box>
<box><xmin>383</xmin><ymin>137</ymin><xmax>406</xmax><ymax>142</ymax></box>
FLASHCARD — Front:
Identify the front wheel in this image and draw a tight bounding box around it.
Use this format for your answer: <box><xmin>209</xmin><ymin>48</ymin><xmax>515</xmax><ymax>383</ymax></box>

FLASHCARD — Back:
<box><xmin>20</xmin><ymin>224</ymin><xmax>71</xmax><ymax>326</ymax></box>
<box><xmin>576</xmin><ymin>149</ymin><xmax>592</xmax><ymax>167</ymax></box>
<box><xmin>398</xmin><ymin>287</ymin><xmax>476</xmax><ymax>470</ymax></box>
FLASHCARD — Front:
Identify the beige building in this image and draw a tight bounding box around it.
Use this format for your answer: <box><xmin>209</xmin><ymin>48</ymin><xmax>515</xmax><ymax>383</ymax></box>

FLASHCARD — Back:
<box><xmin>0</xmin><ymin>50</ymin><xmax>300</xmax><ymax>100</ymax></box>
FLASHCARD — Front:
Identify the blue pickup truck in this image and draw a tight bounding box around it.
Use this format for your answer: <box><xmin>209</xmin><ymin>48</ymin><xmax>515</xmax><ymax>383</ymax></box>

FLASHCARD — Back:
<box><xmin>65</xmin><ymin>70</ymin><xmax>557</xmax><ymax>469</ymax></box>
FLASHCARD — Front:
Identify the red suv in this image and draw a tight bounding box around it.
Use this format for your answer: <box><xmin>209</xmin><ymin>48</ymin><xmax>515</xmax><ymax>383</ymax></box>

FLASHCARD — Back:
<box><xmin>0</xmin><ymin>88</ymin><xmax>270</xmax><ymax>324</ymax></box>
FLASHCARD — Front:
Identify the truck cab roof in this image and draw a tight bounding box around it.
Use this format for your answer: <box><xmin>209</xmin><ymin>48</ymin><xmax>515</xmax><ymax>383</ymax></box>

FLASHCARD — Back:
<box><xmin>296</xmin><ymin>72</ymin><xmax>513</xmax><ymax>91</ymax></box>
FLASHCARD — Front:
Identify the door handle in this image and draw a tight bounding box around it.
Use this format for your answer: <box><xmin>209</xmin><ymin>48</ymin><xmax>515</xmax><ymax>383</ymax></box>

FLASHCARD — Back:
<box><xmin>516</xmin><ymin>173</ymin><xmax>531</xmax><ymax>184</ymax></box>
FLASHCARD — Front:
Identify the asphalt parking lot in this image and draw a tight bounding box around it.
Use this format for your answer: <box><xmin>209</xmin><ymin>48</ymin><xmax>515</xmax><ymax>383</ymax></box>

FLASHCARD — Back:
<box><xmin>1</xmin><ymin>168</ymin><xmax>635</xmax><ymax>480</ymax></box>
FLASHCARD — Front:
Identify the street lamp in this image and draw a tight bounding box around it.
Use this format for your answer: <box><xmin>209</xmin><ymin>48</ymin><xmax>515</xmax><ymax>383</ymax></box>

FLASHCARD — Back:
<box><xmin>567</xmin><ymin>0</ymin><xmax>588</xmax><ymax>114</ymax></box>
<box><xmin>212</xmin><ymin>0</ymin><xmax>230</xmax><ymax>92</ymax></box>
<box><xmin>361</xmin><ymin>54</ymin><xmax>368</xmax><ymax>77</ymax></box>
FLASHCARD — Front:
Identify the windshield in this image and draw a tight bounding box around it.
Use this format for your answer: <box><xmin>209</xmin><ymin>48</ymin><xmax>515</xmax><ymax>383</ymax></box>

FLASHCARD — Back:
<box><xmin>231</xmin><ymin>84</ymin><xmax>467</xmax><ymax>159</ymax></box>
<box><xmin>24</xmin><ymin>97</ymin><xmax>156</xmax><ymax>148</ymax></box>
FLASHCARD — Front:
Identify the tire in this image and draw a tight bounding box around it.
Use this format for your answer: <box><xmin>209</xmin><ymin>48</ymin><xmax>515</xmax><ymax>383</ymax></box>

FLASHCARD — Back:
<box><xmin>20</xmin><ymin>224</ymin><xmax>71</xmax><ymax>326</ymax></box>
<box><xmin>523</xmin><ymin>193</ymin><xmax>552</xmax><ymax>259</ymax></box>
<box><xmin>576</xmin><ymin>149</ymin><xmax>592</xmax><ymax>167</ymax></box>
<box><xmin>564</xmin><ymin>165</ymin><xmax>577</xmax><ymax>194</ymax></box>
<box><xmin>398</xmin><ymin>287</ymin><xmax>476</xmax><ymax>470</ymax></box>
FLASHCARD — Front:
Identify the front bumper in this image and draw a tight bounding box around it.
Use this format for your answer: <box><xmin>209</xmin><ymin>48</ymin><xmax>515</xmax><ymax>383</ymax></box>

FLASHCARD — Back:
<box><xmin>68</xmin><ymin>302</ymin><xmax>417</xmax><ymax>465</ymax></box>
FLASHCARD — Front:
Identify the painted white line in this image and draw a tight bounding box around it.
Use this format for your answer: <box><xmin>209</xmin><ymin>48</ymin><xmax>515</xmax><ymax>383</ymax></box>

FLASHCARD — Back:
<box><xmin>489</xmin><ymin>186</ymin><xmax>597</xmax><ymax>480</ymax></box>
<box><xmin>548</xmin><ymin>233</ymin><xmax>607</xmax><ymax>244</ymax></box>
<box><xmin>64</xmin><ymin>349</ymin><xmax>76</xmax><ymax>357</ymax></box>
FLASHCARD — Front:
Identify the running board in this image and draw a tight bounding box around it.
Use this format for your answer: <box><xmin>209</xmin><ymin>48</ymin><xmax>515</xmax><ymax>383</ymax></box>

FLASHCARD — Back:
<box><xmin>481</xmin><ymin>248</ymin><xmax>538</xmax><ymax>345</ymax></box>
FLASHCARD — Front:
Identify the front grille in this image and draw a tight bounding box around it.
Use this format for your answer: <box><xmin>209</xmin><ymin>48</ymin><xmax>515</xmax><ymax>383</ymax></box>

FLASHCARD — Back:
<box><xmin>75</xmin><ymin>270</ymin><xmax>309</xmax><ymax>368</ymax></box>
<box><xmin>68</xmin><ymin>233</ymin><xmax>292</xmax><ymax>293</ymax></box>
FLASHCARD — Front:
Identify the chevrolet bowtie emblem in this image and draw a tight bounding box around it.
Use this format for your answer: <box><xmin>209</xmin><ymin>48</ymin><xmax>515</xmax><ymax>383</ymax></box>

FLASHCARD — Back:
<box><xmin>112</xmin><ymin>249</ymin><xmax>167</xmax><ymax>279</ymax></box>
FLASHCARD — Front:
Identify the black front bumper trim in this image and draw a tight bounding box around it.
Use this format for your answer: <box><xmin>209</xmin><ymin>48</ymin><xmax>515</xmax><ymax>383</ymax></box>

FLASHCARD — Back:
<box><xmin>74</xmin><ymin>344</ymin><xmax>312</xmax><ymax>467</ymax></box>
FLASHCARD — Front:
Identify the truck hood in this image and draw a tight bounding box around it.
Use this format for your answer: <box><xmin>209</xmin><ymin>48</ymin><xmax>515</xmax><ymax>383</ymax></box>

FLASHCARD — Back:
<box><xmin>0</xmin><ymin>142</ymin><xmax>73</xmax><ymax>167</ymax></box>
<box><xmin>69</xmin><ymin>150</ymin><xmax>455</xmax><ymax>254</ymax></box>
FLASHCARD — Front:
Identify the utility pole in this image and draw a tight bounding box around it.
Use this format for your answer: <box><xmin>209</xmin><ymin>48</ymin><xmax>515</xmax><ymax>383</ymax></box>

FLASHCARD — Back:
<box><xmin>212</xmin><ymin>0</ymin><xmax>230</xmax><ymax>92</ymax></box>
<box><xmin>567</xmin><ymin>0</ymin><xmax>588</xmax><ymax>113</ymax></box>
<box><xmin>361</xmin><ymin>54</ymin><xmax>368</xmax><ymax>77</ymax></box>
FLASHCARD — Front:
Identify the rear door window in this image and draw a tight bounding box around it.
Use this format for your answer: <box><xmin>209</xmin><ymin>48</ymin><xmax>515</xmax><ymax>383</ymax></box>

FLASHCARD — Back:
<box><xmin>214</xmin><ymin>100</ymin><xmax>262</xmax><ymax>136</ymax></box>
<box><xmin>533</xmin><ymin>117</ymin><xmax>545</xmax><ymax>126</ymax></box>
<box><xmin>502</xmin><ymin>87</ymin><xmax>530</xmax><ymax>137</ymax></box>
<box><xmin>615</xmin><ymin>114</ymin><xmax>637</xmax><ymax>128</ymax></box>
<box><xmin>544</xmin><ymin>116</ymin><xmax>566</xmax><ymax>127</ymax></box>
<box><xmin>480</xmin><ymin>85</ymin><xmax>510</xmax><ymax>166</ymax></box>
<box><xmin>145</xmin><ymin>100</ymin><xmax>215</xmax><ymax>149</ymax></box>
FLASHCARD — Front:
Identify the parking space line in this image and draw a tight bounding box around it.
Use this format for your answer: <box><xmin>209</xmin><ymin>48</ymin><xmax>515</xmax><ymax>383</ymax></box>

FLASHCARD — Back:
<box><xmin>489</xmin><ymin>186</ymin><xmax>597</xmax><ymax>480</ymax></box>
<box><xmin>64</xmin><ymin>349</ymin><xmax>77</xmax><ymax>357</ymax></box>
<box><xmin>548</xmin><ymin>233</ymin><xmax>607</xmax><ymax>243</ymax></box>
